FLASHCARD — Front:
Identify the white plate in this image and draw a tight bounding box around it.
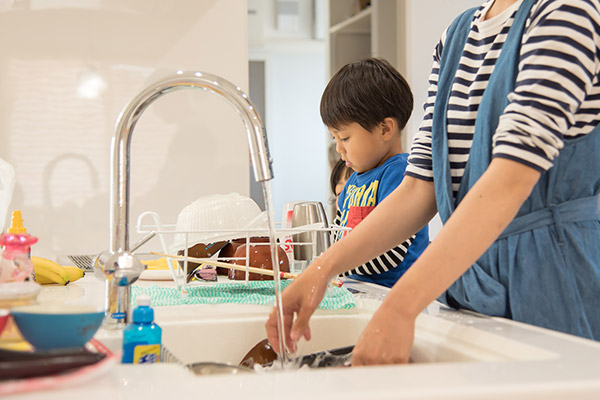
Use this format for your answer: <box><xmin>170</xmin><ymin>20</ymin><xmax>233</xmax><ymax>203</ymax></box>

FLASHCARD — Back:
<box><xmin>138</xmin><ymin>270</ymin><xmax>173</xmax><ymax>281</ymax></box>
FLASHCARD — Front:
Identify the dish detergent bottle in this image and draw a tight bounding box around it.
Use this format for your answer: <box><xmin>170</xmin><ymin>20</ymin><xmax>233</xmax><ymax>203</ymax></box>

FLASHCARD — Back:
<box><xmin>122</xmin><ymin>294</ymin><xmax>162</xmax><ymax>364</ymax></box>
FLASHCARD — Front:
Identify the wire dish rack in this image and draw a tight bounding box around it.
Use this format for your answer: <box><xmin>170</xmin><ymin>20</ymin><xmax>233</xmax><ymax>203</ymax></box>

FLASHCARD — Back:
<box><xmin>134</xmin><ymin>211</ymin><xmax>350</xmax><ymax>294</ymax></box>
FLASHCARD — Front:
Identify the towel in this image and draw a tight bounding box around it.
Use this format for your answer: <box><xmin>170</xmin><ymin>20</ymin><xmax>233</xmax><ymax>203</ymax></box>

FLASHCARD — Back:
<box><xmin>131</xmin><ymin>280</ymin><xmax>355</xmax><ymax>310</ymax></box>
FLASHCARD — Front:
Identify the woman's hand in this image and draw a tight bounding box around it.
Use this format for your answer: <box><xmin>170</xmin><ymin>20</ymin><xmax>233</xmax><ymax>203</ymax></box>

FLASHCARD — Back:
<box><xmin>351</xmin><ymin>159</ymin><xmax>541</xmax><ymax>366</ymax></box>
<box><xmin>265</xmin><ymin>261</ymin><xmax>331</xmax><ymax>353</ymax></box>
<box><xmin>351</xmin><ymin>301</ymin><xmax>415</xmax><ymax>366</ymax></box>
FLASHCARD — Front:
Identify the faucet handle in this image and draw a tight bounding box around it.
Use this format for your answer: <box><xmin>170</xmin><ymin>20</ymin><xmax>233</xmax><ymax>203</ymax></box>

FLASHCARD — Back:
<box><xmin>94</xmin><ymin>250</ymin><xmax>146</xmax><ymax>285</ymax></box>
<box><xmin>95</xmin><ymin>250</ymin><xmax>145</xmax><ymax>329</ymax></box>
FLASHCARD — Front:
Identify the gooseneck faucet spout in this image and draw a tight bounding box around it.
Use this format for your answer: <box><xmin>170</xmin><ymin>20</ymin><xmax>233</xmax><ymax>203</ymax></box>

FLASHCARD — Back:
<box><xmin>95</xmin><ymin>71</ymin><xmax>274</xmax><ymax>328</ymax></box>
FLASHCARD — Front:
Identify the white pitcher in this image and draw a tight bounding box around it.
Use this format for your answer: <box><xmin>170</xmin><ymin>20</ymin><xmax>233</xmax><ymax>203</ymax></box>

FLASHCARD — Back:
<box><xmin>0</xmin><ymin>157</ymin><xmax>15</xmax><ymax>232</ymax></box>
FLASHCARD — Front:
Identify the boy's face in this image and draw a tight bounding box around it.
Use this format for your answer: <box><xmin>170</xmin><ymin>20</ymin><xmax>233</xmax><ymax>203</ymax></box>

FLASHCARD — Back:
<box><xmin>329</xmin><ymin>122</ymin><xmax>390</xmax><ymax>173</ymax></box>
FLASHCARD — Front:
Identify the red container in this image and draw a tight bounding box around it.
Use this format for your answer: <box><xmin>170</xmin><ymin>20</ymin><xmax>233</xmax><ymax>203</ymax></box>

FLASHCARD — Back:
<box><xmin>0</xmin><ymin>310</ymin><xmax>10</xmax><ymax>336</ymax></box>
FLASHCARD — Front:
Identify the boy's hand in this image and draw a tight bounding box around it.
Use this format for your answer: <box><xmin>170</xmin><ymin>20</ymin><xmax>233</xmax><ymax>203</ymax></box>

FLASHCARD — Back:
<box><xmin>265</xmin><ymin>261</ymin><xmax>331</xmax><ymax>353</ymax></box>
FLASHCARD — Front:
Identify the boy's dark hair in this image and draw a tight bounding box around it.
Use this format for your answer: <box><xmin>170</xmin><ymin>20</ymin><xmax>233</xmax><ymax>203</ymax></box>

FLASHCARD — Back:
<box><xmin>330</xmin><ymin>158</ymin><xmax>353</xmax><ymax>195</ymax></box>
<box><xmin>320</xmin><ymin>58</ymin><xmax>413</xmax><ymax>132</ymax></box>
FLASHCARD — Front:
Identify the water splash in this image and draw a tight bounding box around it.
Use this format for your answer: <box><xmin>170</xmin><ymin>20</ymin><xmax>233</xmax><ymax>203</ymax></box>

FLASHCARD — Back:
<box><xmin>261</xmin><ymin>180</ymin><xmax>289</xmax><ymax>365</ymax></box>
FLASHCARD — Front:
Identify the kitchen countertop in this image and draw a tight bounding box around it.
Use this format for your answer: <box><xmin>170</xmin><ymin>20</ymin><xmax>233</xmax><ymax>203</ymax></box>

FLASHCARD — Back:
<box><xmin>3</xmin><ymin>275</ymin><xmax>600</xmax><ymax>399</ymax></box>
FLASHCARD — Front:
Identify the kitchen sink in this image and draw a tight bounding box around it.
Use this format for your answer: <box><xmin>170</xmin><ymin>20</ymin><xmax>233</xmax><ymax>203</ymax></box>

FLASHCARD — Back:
<box><xmin>155</xmin><ymin>298</ymin><xmax>556</xmax><ymax>367</ymax></box>
<box><xmin>85</xmin><ymin>278</ymin><xmax>600</xmax><ymax>399</ymax></box>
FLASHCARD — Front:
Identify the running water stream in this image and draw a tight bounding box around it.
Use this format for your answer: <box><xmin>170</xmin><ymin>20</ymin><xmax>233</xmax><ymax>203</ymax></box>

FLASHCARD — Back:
<box><xmin>261</xmin><ymin>180</ymin><xmax>289</xmax><ymax>365</ymax></box>
<box><xmin>97</xmin><ymin>69</ymin><xmax>299</xmax><ymax>356</ymax></box>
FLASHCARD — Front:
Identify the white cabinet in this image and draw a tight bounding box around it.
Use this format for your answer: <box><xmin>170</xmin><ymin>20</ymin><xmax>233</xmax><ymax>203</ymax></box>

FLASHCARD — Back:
<box><xmin>327</xmin><ymin>0</ymin><xmax>483</xmax><ymax>141</ymax></box>
<box><xmin>328</xmin><ymin>0</ymin><xmax>400</xmax><ymax>76</ymax></box>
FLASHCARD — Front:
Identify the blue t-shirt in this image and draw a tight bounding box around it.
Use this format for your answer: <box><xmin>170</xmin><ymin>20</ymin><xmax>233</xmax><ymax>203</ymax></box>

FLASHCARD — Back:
<box><xmin>335</xmin><ymin>153</ymin><xmax>429</xmax><ymax>287</ymax></box>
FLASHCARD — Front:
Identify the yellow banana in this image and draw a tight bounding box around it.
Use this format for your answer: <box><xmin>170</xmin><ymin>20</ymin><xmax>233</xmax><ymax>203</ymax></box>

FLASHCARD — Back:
<box><xmin>62</xmin><ymin>265</ymin><xmax>85</xmax><ymax>282</ymax></box>
<box><xmin>142</xmin><ymin>257</ymin><xmax>172</xmax><ymax>270</ymax></box>
<box><xmin>32</xmin><ymin>256</ymin><xmax>70</xmax><ymax>285</ymax></box>
<box><xmin>35</xmin><ymin>273</ymin><xmax>66</xmax><ymax>285</ymax></box>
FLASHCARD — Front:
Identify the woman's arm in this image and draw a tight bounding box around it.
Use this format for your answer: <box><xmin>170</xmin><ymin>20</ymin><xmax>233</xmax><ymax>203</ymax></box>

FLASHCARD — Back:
<box><xmin>352</xmin><ymin>157</ymin><xmax>541</xmax><ymax>365</ymax></box>
<box><xmin>322</xmin><ymin>175</ymin><xmax>437</xmax><ymax>279</ymax></box>
<box><xmin>351</xmin><ymin>1</ymin><xmax>600</xmax><ymax>365</ymax></box>
<box><xmin>334</xmin><ymin>161</ymin><xmax>428</xmax><ymax>278</ymax></box>
<box><xmin>265</xmin><ymin>176</ymin><xmax>437</xmax><ymax>353</ymax></box>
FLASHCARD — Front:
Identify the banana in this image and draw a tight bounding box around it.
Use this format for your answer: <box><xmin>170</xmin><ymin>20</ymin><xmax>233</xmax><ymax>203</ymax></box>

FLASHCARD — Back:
<box><xmin>142</xmin><ymin>257</ymin><xmax>171</xmax><ymax>270</ymax></box>
<box><xmin>35</xmin><ymin>273</ymin><xmax>66</xmax><ymax>285</ymax></box>
<box><xmin>62</xmin><ymin>265</ymin><xmax>85</xmax><ymax>282</ymax></box>
<box><xmin>31</xmin><ymin>256</ymin><xmax>70</xmax><ymax>285</ymax></box>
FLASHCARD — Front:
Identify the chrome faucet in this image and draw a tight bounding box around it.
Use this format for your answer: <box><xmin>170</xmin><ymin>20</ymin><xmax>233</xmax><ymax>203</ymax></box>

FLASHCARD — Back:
<box><xmin>95</xmin><ymin>71</ymin><xmax>274</xmax><ymax>329</ymax></box>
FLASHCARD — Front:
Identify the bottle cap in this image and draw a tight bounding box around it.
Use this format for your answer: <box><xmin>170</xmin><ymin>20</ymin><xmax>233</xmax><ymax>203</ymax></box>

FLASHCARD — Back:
<box><xmin>133</xmin><ymin>294</ymin><xmax>154</xmax><ymax>323</ymax></box>
<box><xmin>7</xmin><ymin>210</ymin><xmax>26</xmax><ymax>234</ymax></box>
<box><xmin>136</xmin><ymin>294</ymin><xmax>151</xmax><ymax>307</ymax></box>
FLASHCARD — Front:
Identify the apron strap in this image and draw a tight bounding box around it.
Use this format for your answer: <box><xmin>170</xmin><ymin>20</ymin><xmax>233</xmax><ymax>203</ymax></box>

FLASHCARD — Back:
<box><xmin>498</xmin><ymin>196</ymin><xmax>600</xmax><ymax>242</ymax></box>
<box><xmin>431</xmin><ymin>7</ymin><xmax>478</xmax><ymax>222</ymax></box>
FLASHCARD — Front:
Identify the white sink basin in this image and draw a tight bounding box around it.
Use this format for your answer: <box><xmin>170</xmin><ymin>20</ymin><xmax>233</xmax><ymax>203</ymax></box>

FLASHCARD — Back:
<box><xmin>157</xmin><ymin>298</ymin><xmax>556</xmax><ymax>366</ymax></box>
<box><xmin>159</xmin><ymin>306</ymin><xmax>370</xmax><ymax>366</ymax></box>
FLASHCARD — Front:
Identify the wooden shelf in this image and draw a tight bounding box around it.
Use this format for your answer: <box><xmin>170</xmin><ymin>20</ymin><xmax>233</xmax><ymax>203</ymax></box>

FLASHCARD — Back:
<box><xmin>329</xmin><ymin>7</ymin><xmax>371</xmax><ymax>35</ymax></box>
<box><xmin>327</xmin><ymin>1</ymin><xmax>399</xmax><ymax>77</ymax></box>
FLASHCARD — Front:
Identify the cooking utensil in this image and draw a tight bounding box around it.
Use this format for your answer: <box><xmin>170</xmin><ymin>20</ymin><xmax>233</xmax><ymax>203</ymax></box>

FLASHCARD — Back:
<box><xmin>227</xmin><ymin>238</ymin><xmax>289</xmax><ymax>281</ymax></box>
<box><xmin>293</xmin><ymin>345</ymin><xmax>353</xmax><ymax>368</ymax></box>
<box><xmin>239</xmin><ymin>338</ymin><xmax>278</xmax><ymax>368</ymax></box>
<box><xmin>152</xmin><ymin>252</ymin><xmax>295</xmax><ymax>279</ymax></box>
<box><xmin>0</xmin><ymin>347</ymin><xmax>106</xmax><ymax>380</ymax></box>
<box><xmin>170</xmin><ymin>193</ymin><xmax>262</xmax><ymax>252</ymax></box>
<box><xmin>182</xmin><ymin>241</ymin><xmax>229</xmax><ymax>282</ymax></box>
<box><xmin>240</xmin><ymin>343</ymin><xmax>354</xmax><ymax>369</ymax></box>
<box><xmin>178</xmin><ymin>240</ymin><xmax>229</xmax><ymax>275</ymax></box>
<box><xmin>11</xmin><ymin>304</ymin><xmax>105</xmax><ymax>351</ymax></box>
<box><xmin>291</xmin><ymin>202</ymin><xmax>330</xmax><ymax>262</ymax></box>
<box><xmin>159</xmin><ymin>345</ymin><xmax>253</xmax><ymax>375</ymax></box>
<box><xmin>187</xmin><ymin>362</ymin><xmax>253</xmax><ymax>375</ymax></box>
<box><xmin>150</xmin><ymin>251</ymin><xmax>344</xmax><ymax>287</ymax></box>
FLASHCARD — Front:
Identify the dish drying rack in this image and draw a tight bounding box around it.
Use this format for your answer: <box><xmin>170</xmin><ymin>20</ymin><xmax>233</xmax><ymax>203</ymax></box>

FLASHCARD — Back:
<box><xmin>134</xmin><ymin>211</ymin><xmax>350</xmax><ymax>294</ymax></box>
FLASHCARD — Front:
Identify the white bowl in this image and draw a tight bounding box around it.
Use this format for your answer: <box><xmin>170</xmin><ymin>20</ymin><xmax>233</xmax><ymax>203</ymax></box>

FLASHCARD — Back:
<box><xmin>0</xmin><ymin>281</ymin><xmax>40</xmax><ymax>308</ymax></box>
<box><xmin>170</xmin><ymin>193</ymin><xmax>262</xmax><ymax>251</ymax></box>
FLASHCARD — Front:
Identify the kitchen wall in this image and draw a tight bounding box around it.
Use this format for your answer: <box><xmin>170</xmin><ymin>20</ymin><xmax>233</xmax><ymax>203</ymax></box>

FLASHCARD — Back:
<box><xmin>0</xmin><ymin>0</ymin><xmax>507</xmax><ymax>260</ymax></box>
<box><xmin>252</xmin><ymin>0</ymin><xmax>483</xmax><ymax>237</ymax></box>
<box><xmin>248</xmin><ymin>0</ymin><xmax>330</xmax><ymax>223</ymax></box>
<box><xmin>0</xmin><ymin>0</ymin><xmax>250</xmax><ymax>258</ymax></box>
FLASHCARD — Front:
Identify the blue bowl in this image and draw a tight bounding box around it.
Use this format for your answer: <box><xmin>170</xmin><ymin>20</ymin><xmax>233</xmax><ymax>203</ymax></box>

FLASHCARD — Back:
<box><xmin>11</xmin><ymin>305</ymin><xmax>106</xmax><ymax>351</ymax></box>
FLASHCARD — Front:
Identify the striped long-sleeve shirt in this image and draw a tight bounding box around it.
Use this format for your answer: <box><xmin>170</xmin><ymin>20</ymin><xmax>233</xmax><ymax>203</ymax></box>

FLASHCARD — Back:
<box><xmin>406</xmin><ymin>0</ymin><xmax>600</xmax><ymax>199</ymax></box>
<box><xmin>333</xmin><ymin>208</ymin><xmax>416</xmax><ymax>277</ymax></box>
<box><xmin>333</xmin><ymin>153</ymin><xmax>429</xmax><ymax>288</ymax></box>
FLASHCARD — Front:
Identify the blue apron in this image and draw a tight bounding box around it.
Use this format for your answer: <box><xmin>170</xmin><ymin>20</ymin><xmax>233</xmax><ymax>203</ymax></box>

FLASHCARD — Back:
<box><xmin>433</xmin><ymin>0</ymin><xmax>600</xmax><ymax>340</ymax></box>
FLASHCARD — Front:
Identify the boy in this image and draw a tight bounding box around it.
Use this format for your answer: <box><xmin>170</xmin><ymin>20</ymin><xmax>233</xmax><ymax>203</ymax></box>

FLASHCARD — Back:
<box><xmin>321</xmin><ymin>58</ymin><xmax>429</xmax><ymax>288</ymax></box>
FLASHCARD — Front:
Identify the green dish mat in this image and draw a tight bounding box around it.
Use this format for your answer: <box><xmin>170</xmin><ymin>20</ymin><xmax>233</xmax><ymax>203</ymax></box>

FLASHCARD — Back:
<box><xmin>132</xmin><ymin>280</ymin><xmax>355</xmax><ymax>310</ymax></box>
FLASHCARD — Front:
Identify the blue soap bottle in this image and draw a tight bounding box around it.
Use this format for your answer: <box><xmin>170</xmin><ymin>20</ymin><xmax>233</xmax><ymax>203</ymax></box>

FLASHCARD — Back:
<box><xmin>121</xmin><ymin>294</ymin><xmax>162</xmax><ymax>364</ymax></box>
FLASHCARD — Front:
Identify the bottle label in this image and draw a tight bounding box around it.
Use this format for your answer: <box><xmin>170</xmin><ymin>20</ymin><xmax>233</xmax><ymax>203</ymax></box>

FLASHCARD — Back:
<box><xmin>111</xmin><ymin>312</ymin><xmax>126</xmax><ymax>320</ymax></box>
<box><xmin>133</xmin><ymin>344</ymin><xmax>161</xmax><ymax>364</ymax></box>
